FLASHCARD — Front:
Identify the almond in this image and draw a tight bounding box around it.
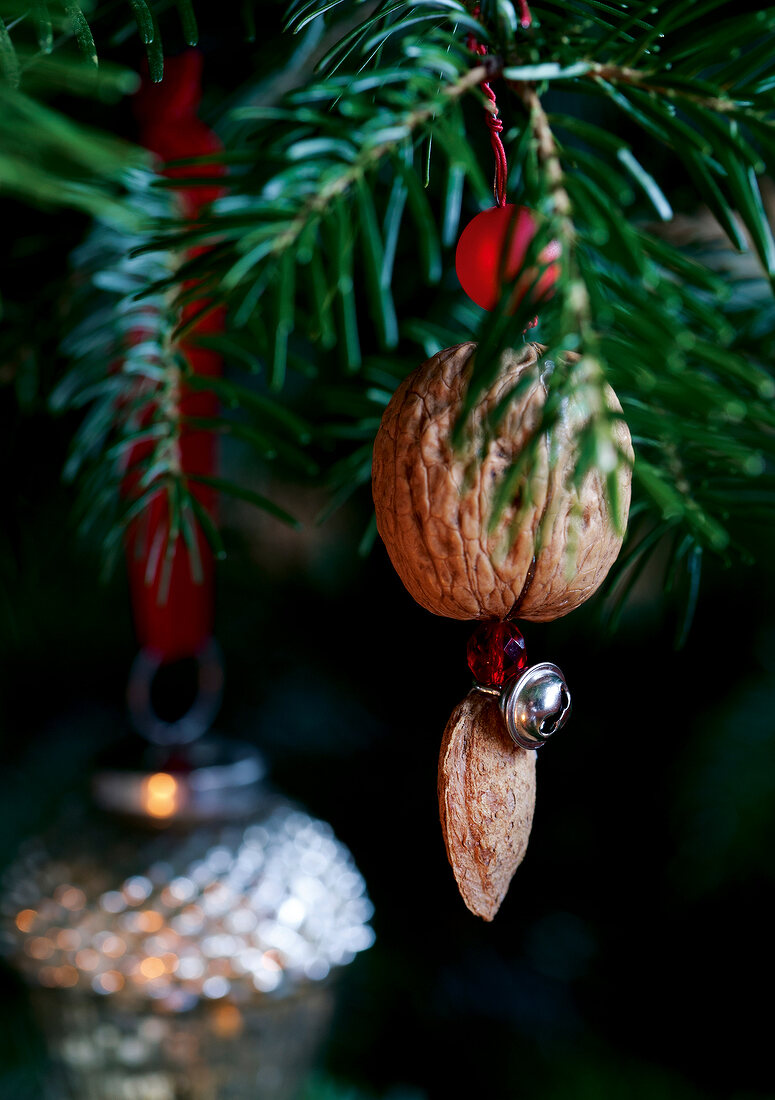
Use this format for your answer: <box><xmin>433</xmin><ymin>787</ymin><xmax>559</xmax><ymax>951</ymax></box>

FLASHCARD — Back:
<box><xmin>438</xmin><ymin>690</ymin><xmax>537</xmax><ymax>920</ymax></box>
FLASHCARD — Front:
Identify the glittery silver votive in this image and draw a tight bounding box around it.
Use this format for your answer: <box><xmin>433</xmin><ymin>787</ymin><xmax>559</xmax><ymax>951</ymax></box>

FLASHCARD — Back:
<box><xmin>1</xmin><ymin>740</ymin><xmax>374</xmax><ymax>1100</ymax></box>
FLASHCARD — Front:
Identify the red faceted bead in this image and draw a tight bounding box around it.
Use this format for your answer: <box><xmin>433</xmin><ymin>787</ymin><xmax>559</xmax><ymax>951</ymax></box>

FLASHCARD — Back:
<box><xmin>467</xmin><ymin>621</ymin><xmax>528</xmax><ymax>688</ymax></box>
<box><xmin>455</xmin><ymin>204</ymin><xmax>560</xmax><ymax>312</ymax></box>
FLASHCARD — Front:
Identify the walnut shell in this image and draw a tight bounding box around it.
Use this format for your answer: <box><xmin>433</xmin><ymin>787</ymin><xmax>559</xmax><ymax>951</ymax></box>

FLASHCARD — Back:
<box><xmin>372</xmin><ymin>341</ymin><xmax>633</xmax><ymax>621</ymax></box>
<box><xmin>438</xmin><ymin>690</ymin><xmax>536</xmax><ymax>920</ymax></box>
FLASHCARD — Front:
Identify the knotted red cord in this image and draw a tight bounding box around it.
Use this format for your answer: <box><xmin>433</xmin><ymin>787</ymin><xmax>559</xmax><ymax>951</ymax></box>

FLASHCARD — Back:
<box><xmin>466</xmin><ymin>25</ymin><xmax>507</xmax><ymax>206</ymax></box>
<box><xmin>466</xmin><ymin>1</ymin><xmax>531</xmax><ymax>207</ymax></box>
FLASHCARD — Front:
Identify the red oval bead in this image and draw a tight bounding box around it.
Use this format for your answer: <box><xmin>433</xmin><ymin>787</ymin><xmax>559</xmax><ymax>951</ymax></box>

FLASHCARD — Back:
<box><xmin>455</xmin><ymin>204</ymin><xmax>560</xmax><ymax>312</ymax></box>
<box><xmin>467</xmin><ymin>622</ymin><xmax>527</xmax><ymax>688</ymax></box>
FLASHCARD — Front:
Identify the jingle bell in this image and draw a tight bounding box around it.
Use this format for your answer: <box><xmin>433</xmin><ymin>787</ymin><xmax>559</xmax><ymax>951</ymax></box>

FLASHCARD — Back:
<box><xmin>500</xmin><ymin>662</ymin><xmax>571</xmax><ymax>750</ymax></box>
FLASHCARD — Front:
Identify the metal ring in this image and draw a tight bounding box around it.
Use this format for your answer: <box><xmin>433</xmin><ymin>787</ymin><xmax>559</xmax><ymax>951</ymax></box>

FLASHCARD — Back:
<box><xmin>127</xmin><ymin>638</ymin><xmax>224</xmax><ymax>746</ymax></box>
<box><xmin>471</xmin><ymin>682</ymin><xmax>502</xmax><ymax>697</ymax></box>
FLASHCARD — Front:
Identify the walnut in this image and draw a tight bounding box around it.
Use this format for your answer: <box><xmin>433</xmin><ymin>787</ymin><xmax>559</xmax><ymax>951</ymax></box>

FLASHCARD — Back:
<box><xmin>372</xmin><ymin>341</ymin><xmax>633</xmax><ymax>621</ymax></box>
<box><xmin>438</xmin><ymin>690</ymin><xmax>536</xmax><ymax>920</ymax></box>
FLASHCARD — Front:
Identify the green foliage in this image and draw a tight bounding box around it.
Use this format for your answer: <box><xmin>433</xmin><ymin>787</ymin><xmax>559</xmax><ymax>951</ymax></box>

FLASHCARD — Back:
<box><xmin>5</xmin><ymin>0</ymin><xmax>775</xmax><ymax>626</ymax></box>
<box><xmin>0</xmin><ymin>0</ymin><xmax>207</xmax><ymax>227</ymax></box>
<box><xmin>0</xmin><ymin>0</ymin><xmax>210</xmax><ymax>233</ymax></box>
<box><xmin>0</xmin><ymin>59</ymin><xmax>143</xmax><ymax>215</ymax></box>
<box><xmin>0</xmin><ymin>0</ymin><xmax>198</xmax><ymax>80</ymax></box>
<box><xmin>140</xmin><ymin>0</ymin><xmax>773</xmax><ymax>613</ymax></box>
<box><xmin>54</xmin><ymin>167</ymin><xmax>308</xmax><ymax>574</ymax></box>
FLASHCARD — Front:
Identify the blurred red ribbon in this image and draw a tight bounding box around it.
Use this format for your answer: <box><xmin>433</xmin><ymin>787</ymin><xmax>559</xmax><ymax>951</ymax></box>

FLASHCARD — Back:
<box><xmin>125</xmin><ymin>50</ymin><xmax>225</xmax><ymax>662</ymax></box>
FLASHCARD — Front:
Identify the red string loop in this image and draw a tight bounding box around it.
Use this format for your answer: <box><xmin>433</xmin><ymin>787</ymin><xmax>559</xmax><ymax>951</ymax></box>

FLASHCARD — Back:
<box><xmin>466</xmin><ymin>1</ymin><xmax>531</xmax><ymax>207</ymax></box>
<box><xmin>466</xmin><ymin>16</ymin><xmax>508</xmax><ymax>206</ymax></box>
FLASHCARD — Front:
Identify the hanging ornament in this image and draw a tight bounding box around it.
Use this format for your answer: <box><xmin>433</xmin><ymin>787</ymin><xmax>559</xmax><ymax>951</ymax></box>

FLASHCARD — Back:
<box><xmin>373</xmin><ymin>342</ymin><xmax>632</xmax><ymax>918</ymax></box>
<box><xmin>0</xmin><ymin>744</ymin><xmax>374</xmax><ymax>1098</ymax></box>
<box><xmin>372</xmin><ymin>9</ymin><xmax>631</xmax><ymax>918</ymax></box>
<box><xmin>455</xmin><ymin>204</ymin><xmax>561</xmax><ymax>311</ymax></box>
<box><xmin>454</xmin><ymin>2</ymin><xmax>558</xmax><ymax>315</ymax></box>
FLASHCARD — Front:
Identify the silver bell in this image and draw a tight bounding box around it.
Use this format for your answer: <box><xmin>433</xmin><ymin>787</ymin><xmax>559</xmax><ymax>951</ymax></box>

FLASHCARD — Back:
<box><xmin>500</xmin><ymin>662</ymin><xmax>571</xmax><ymax>750</ymax></box>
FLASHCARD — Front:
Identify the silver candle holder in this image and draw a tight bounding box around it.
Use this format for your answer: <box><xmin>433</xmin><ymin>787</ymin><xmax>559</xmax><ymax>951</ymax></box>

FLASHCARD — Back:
<box><xmin>1</xmin><ymin>738</ymin><xmax>374</xmax><ymax>1100</ymax></box>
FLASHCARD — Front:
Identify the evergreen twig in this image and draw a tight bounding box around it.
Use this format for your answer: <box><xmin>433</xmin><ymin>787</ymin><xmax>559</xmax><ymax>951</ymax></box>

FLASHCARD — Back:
<box><xmin>4</xmin><ymin>0</ymin><xmax>774</xmax><ymax>630</ymax></box>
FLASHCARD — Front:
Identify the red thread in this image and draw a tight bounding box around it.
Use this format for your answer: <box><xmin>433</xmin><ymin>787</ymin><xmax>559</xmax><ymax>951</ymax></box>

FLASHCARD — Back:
<box><xmin>466</xmin><ymin>13</ymin><xmax>503</xmax><ymax>206</ymax></box>
<box><xmin>466</xmin><ymin>2</ymin><xmax>532</xmax><ymax>206</ymax></box>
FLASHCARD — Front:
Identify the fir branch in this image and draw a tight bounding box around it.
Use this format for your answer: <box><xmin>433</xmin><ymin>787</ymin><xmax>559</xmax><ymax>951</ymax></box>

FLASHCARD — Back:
<box><xmin>510</xmin><ymin>82</ymin><xmax>569</xmax><ymax>218</ymax></box>
<box><xmin>0</xmin><ymin>0</ymin><xmax>202</xmax><ymax>92</ymax></box>
<box><xmin>16</xmin><ymin>0</ymin><xmax>774</xmax><ymax>622</ymax></box>
<box><xmin>484</xmin><ymin>81</ymin><xmax>628</xmax><ymax>515</ymax></box>
<box><xmin>262</xmin><ymin>59</ymin><xmax>494</xmax><ymax>263</ymax></box>
<box><xmin>0</xmin><ymin>81</ymin><xmax>146</xmax><ymax>217</ymax></box>
<box><xmin>55</xmin><ymin>167</ymin><xmax>306</xmax><ymax>568</ymax></box>
<box><xmin>586</xmin><ymin>63</ymin><xmax>768</xmax><ymax>118</ymax></box>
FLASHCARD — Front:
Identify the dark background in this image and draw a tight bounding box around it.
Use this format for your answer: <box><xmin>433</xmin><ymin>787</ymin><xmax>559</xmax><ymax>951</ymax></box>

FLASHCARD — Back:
<box><xmin>2</xmin><ymin>410</ymin><xmax>774</xmax><ymax>1099</ymax></box>
<box><xmin>2</xmin><ymin>5</ymin><xmax>775</xmax><ymax>1098</ymax></box>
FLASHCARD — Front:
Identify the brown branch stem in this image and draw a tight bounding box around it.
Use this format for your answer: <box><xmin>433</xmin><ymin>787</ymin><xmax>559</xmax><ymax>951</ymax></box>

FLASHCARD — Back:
<box><xmin>588</xmin><ymin>63</ymin><xmax>738</xmax><ymax>112</ymax></box>
<box><xmin>509</xmin><ymin>82</ymin><xmax>572</xmax><ymax>221</ymax></box>
<box><xmin>508</xmin><ymin>82</ymin><xmax>614</xmax><ymax>434</ymax></box>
